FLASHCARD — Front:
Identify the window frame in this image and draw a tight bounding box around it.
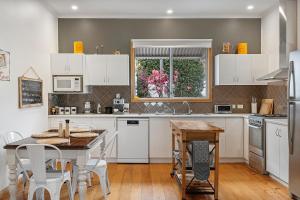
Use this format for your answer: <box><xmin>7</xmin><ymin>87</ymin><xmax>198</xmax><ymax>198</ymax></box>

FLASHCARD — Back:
<box><xmin>130</xmin><ymin>43</ymin><xmax>213</xmax><ymax>103</ymax></box>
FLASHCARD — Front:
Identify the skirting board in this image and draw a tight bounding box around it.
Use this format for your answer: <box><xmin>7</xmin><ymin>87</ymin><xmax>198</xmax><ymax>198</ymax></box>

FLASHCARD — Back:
<box><xmin>269</xmin><ymin>173</ymin><xmax>288</xmax><ymax>187</ymax></box>
<box><xmin>107</xmin><ymin>157</ymin><xmax>248</xmax><ymax>164</ymax></box>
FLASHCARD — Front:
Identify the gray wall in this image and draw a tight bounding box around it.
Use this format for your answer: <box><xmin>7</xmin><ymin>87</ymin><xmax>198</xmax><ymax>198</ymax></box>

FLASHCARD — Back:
<box><xmin>58</xmin><ymin>18</ymin><xmax>261</xmax><ymax>55</ymax></box>
<box><xmin>53</xmin><ymin>18</ymin><xmax>271</xmax><ymax>114</ymax></box>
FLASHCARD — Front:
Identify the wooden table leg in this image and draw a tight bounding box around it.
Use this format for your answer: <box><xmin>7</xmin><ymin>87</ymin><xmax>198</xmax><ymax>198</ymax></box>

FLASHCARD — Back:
<box><xmin>171</xmin><ymin>130</ymin><xmax>175</xmax><ymax>174</ymax></box>
<box><xmin>214</xmin><ymin>133</ymin><xmax>219</xmax><ymax>200</ymax></box>
<box><xmin>181</xmin><ymin>134</ymin><xmax>187</xmax><ymax>200</ymax></box>
<box><xmin>7</xmin><ymin>150</ymin><xmax>17</xmax><ymax>200</ymax></box>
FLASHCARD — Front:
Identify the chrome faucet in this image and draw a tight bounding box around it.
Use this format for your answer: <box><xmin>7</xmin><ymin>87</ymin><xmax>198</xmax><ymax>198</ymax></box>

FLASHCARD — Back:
<box><xmin>183</xmin><ymin>101</ymin><xmax>192</xmax><ymax>115</ymax></box>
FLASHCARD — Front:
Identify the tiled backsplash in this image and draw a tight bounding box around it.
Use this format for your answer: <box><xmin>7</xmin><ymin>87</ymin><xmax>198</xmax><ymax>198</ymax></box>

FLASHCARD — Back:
<box><xmin>48</xmin><ymin>84</ymin><xmax>287</xmax><ymax>114</ymax></box>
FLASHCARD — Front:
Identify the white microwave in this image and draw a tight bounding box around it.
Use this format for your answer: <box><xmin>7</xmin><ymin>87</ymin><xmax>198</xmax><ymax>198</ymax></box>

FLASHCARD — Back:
<box><xmin>53</xmin><ymin>75</ymin><xmax>83</xmax><ymax>92</ymax></box>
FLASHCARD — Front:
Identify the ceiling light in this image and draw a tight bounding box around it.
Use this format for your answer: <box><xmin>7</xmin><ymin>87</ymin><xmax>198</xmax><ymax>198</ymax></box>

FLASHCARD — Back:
<box><xmin>247</xmin><ymin>5</ymin><xmax>254</xmax><ymax>10</ymax></box>
<box><xmin>71</xmin><ymin>5</ymin><xmax>78</xmax><ymax>11</ymax></box>
<box><xmin>166</xmin><ymin>9</ymin><xmax>173</xmax><ymax>14</ymax></box>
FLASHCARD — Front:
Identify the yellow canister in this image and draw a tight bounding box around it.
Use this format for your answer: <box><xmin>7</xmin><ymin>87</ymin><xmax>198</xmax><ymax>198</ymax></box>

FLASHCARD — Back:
<box><xmin>237</xmin><ymin>43</ymin><xmax>248</xmax><ymax>54</ymax></box>
<box><xmin>74</xmin><ymin>41</ymin><xmax>84</xmax><ymax>54</ymax></box>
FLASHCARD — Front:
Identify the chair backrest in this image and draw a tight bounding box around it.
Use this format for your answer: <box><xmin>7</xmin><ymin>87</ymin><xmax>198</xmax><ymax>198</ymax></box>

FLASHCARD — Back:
<box><xmin>16</xmin><ymin>144</ymin><xmax>63</xmax><ymax>184</ymax></box>
<box><xmin>2</xmin><ymin>131</ymin><xmax>24</xmax><ymax>145</ymax></box>
<box><xmin>100</xmin><ymin>131</ymin><xmax>118</xmax><ymax>159</ymax></box>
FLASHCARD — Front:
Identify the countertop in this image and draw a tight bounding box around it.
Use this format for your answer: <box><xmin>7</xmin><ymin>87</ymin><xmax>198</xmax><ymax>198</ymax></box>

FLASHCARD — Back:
<box><xmin>265</xmin><ymin>118</ymin><xmax>288</xmax><ymax>126</ymax></box>
<box><xmin>49</xmin><ymin>113</ymin><xmax>250</xmax><ymax>118</ymax></box>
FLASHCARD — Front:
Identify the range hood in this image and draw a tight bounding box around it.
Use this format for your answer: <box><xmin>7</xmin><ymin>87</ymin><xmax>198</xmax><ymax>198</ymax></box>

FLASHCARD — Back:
<box><xmin>257</xmin><ymin>0</ymin><xmax>296</xmax><ymax>81</ymax></box>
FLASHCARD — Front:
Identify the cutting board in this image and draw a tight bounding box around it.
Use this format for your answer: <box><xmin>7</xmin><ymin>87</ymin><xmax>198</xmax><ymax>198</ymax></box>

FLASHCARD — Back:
<box><xmin>259</xmin><ymin>99</ymin><xmax>274</xmax><ymax>115</ymax></box>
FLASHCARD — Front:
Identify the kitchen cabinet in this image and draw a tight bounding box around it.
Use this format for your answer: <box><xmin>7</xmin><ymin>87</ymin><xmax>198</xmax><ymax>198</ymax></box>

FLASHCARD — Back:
<box><xmin>225</xmin><ymin>118</ymin><xmax>244</xmax><ymax>158</ymax></box>
<box><xmin>51</xmin><ymin>53</ymin><xmax>84</xmax><ymax>75</ymax></box>
<box><xmin>215</xmin><ymin>54</ymin><xmax>268</xmax><ymax>85</ymax></box>
<box><xmin>243</xmin><ymin>118</ymin><xmax>249</xmax><ymax>162</ymax></box>
<box><xmin>149</xmin><ymin>118</ymin><xmax>172</xmax><ymax>161</ymax></box>
<box><xmin>86</xmin><ymin>55</ymin><xmax>129</xmax><ymax>86</ymax></box>
<box><xmin>266</xmin><ymin>122</ymin><xmax>289</xmax><ymax>183</ymax></box>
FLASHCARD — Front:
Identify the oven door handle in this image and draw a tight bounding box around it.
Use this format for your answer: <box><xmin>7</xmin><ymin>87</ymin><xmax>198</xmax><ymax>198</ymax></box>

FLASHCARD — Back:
<box><xmin>248</xmin><ymin>125</ymin><xmax>262</xmax><ymax>129</ymax></box>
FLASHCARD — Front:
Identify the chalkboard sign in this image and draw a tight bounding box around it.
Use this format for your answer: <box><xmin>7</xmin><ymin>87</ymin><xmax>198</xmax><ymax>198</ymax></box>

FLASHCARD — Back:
<box><xmin>18</xmin><ymin>77</ymin><xmax>43</xmax><ymax>108</ymax></box>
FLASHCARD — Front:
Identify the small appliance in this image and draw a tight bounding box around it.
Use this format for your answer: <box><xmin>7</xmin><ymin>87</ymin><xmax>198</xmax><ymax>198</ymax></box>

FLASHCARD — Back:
<box><xmin>53</xmin><ymin>75</ymin><xmax>83</xmax><ymax>92</ymax></box>
<box><xmin>214</xmin><ymin>104</ymin><xmax>232</xmax><ymax>114</ymax></box>
<box><xmin>113</xmin><ymin>93</ymin><xmax>125</xmax><ymax>112</ymax></box>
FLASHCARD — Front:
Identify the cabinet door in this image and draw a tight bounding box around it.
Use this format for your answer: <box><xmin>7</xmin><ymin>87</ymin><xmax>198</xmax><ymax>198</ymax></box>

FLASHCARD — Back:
<box><xmin>266</xmin><ymin>123</ymin><xmax>280</xmax><ymax>177</ymax></box>
<box><xmin>92</xmin><ymin>118</ymin><xmax>117</xmax><ymax>159</ymax></box>
<box><xmin>68</xmin><ymin>54</ymin><xmax>84</xmax><ymax>75</ymax></box>
<box><xmin>279</xmin><ymin>126</ymin><xmax>289</xmax><ymax>183</ymax></box>
<box><xmin>251</xmin><ymin>55</ymin><xmax>268</xmax><ymax>85</ymax></box>
<box><xmin>215</xmin><ymin>54</ymin><xmax>236</xmax><ymax>85</ymax></box>
<box><xmin>51</xmin><ymin>54</ymin><xmax>69</xmax><ymax>75</ymax></box>
<box><xmin>106</xmin><ymin>55</ymin><xmax>129</xmax><ymax>85</ymax></box>
<box><xmin>225</xmin><ymin>118</ymin><xmax>244</xmax><ymax>157</ymax></box>
<box><xmin>202</xmin><ymin>118</ymin><xmax>226</xmax><ymax>158</ymax></box>
<box><xmin>149</xmin><ymin>118</ymin><xmax>172</xmax><ymax>159</ymax></box>
<box><xmin>236</xmin><ymin>55</ymin><xmax>252</xmax><ymax>85</ymax></box>
<box><xmin>86</xmin><ymin>55</ymin><xmax>107</xmax><ymax>85</ymax></box>
<box><xmin>243</xmin><ymin>118</ymin><xmax>249</xmax><ymax>162</ymax></box>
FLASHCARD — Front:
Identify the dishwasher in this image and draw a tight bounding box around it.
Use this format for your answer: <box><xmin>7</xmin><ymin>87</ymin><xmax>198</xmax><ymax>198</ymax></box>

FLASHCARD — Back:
<box><xmin>117</xmin><ymin>118</ymin><xmax>149</xmax><ymax>163</ymax></box>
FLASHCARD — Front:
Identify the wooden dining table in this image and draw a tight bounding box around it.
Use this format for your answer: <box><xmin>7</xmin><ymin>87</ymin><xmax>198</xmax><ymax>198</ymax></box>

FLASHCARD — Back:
<box><xmin>4</xmin><ymin>129</ymin><xmax>107</xmax><ymax>200</ymax></box>
<box><xmin>170</xmin><ymin>120</ymin><xmax>224</xmax><ymax>200</ymax></box>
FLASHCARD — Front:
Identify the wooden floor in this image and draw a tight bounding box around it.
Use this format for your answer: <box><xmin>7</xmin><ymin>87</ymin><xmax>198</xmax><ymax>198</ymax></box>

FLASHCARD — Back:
<box><xmin>0</xmin><ymin>163</ymin><xmax>290</xmax><ymax>200</ymax></box>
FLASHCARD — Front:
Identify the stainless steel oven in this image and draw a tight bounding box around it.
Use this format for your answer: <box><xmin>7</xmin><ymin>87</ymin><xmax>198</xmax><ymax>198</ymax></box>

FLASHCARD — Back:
<box><xmin>248</xmin><ymin>116</ymin><xmax>266</xmax><ymax>174</ymax></box>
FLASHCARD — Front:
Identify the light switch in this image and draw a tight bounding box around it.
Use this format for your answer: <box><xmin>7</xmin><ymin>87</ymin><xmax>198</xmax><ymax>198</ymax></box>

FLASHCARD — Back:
<box><xmin>232</xmin><ymin>104</ymin><xmax>236</xmax><ymax>109</ymax></box>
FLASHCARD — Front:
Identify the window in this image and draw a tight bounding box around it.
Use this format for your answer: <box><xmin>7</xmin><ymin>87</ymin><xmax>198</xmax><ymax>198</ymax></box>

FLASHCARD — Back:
<box><xmin>131</xmin><ymin>39</ymin><xmax>212</xmax><ymax>102</ymax></box>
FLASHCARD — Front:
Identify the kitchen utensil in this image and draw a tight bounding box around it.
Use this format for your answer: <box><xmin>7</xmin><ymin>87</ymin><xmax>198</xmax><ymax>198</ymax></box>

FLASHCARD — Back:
<box><xmin>259</xmin><ymin>99</ymin><xmax>274</xmax><ymax>115</ymax></box>
<box><xmin>84</xmin><ymin>102</ymin><xmax>91</xmax><ymax>114</ymax></box>
<box><xmin>31</xmin><ymin>132</ymin><xmax>59</xmax><ymax>138</ymax></box>
<box><xmin>36</xmin><ymin>138</ymin><xmax>69</xmax><ymax>145</ymax></box>
<box><xmin>70</xmin><ymin>132</ymin><xmax>98</xmax><ymax>138</ymax></box>
<box><xmin>97</xmin><ymin>103</ymin><xmax>101</xmax><ymax>114</ymax></box>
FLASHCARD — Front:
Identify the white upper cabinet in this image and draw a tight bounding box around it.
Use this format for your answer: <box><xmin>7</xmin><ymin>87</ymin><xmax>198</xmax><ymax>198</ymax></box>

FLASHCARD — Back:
<box><xmin>106</xmin><ymin>55</ymin><xmax>129</xmax><ymax>85</ymax></box>
<box><xmin>215</xmin><ymin>54</ymin><xmax>268</xmax><ymax>85</ymax></box>
<box><xmin>85</xmin><ymin>55</ymin><xmax>129</xmax><ymax>86</ymax></box>
<box><xmin>51</xmin><ymin>53</ymin><xmax>84</xmax><ymax>75</ymax></box>
<box><xmin>85</xmin><ymin>55</ymin><xmax>107</xmax><ymax>85</ymax></box>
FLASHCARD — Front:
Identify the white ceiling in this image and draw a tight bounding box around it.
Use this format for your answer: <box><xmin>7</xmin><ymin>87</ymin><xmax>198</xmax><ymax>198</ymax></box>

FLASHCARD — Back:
<box><xmin>41</xmin><ymin>0</ymin><xmax>278</xmax><ymax>18</ymax></box>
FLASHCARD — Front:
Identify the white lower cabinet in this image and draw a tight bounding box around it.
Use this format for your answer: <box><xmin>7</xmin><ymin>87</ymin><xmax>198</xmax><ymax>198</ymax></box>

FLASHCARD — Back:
<box><xmin>266</xmin><ymin>122</ymin><xmax>289</xmax><ymax>183</ymax></box>
<box><xmin>149</xmin><ymin>118</ymin><xmax>172</xmax><ymax>161</ymax></box>
<box><xmin>224</xmin><ymin>118</ymin><xmax>244</xmax><ymax>158</ymax></box>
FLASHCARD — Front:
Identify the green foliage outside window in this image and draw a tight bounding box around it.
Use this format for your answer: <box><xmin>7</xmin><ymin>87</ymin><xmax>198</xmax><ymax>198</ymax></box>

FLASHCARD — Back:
<box><xmin>136</xmin><ymin>58</ymin><xmax>206</xmax><ymax>98</ymax></box>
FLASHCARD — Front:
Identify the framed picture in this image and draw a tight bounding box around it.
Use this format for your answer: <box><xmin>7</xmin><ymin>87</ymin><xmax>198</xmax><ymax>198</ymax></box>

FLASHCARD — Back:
<box><xmin>18</xmin><ymin>76</ymin><xmax>43</xmax><ymax>108</ymax></box>
<box><xmin>0</xmin><ymin>50</ymin><xmax>10</xmax><ymax>81</ymax></box>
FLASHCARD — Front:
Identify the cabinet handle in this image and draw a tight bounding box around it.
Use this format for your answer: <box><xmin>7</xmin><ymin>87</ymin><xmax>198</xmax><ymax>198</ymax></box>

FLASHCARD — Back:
<box><xmin>107</xmin><ymin>77</ymin><xmax>110</xmax><ymax>83</ymax></box>
<box><xmin>278</xmin><ymin>129</ymin><xmax>282</xmax><ymax>138</ymax></box>
<box><xmin>275</xmin><ymin>128</ymin><xmax>279</xmax><ymax>136</ymax></box>
<box><xmin>104</xmin><ymin>77</ymin><xmax>106</xmax><ymax>83</ymax></box>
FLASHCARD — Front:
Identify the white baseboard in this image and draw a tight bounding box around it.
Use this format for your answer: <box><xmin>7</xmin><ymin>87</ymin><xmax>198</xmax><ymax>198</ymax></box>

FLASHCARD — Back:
<box><xmin>269</xmin><ymin>173</ymin><xmax>288</xmax><ymax>187</ymax></box>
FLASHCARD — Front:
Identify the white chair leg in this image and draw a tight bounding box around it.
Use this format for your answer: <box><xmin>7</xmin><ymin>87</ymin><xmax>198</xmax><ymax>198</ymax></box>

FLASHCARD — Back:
<box><xmin>67</xmin><ymin>180</ymin><xmax>74</xmax><ymax>200</ymax></box>
<box><xmin>21</xmin><ymin>172</ymin><xmax>27</xmax><ymax>191</ymax></box>
<box><xmin>36</xmin><ymin>188</ymin><xmax>45</xmax><ymax>200</ymax></box>
<box><xmin>27</xmin><ymin>188</ymin><xmax>34</xmax><ymax>200</ymax></box>
<box><xmin>72</xmin><ymin>165</ymin><xmax>78</xmax><ymax>197</ymax></box>
<box><xmin>96</xmin><ymin>168</ymin><xmax>107</xmax><ymax>200</ymax></box>
<box><xmin>106</xmin><ymin>170</ymin><xmax>111</xmax><ymax>194</ymax></box>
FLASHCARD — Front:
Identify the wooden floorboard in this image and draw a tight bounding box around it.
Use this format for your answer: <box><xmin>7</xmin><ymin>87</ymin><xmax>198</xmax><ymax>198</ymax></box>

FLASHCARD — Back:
<box><xmin>0</xmin><ymin>163</ymin><xmax>290</xmax><ymax>200</ymax></box>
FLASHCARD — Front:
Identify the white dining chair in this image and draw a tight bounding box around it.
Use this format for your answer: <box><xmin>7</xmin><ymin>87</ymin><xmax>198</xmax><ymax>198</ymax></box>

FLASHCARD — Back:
<box><xmin>73</xmin><ymin>131</ymin><xmax>117</xmax><ymax>199</ymax></box>
<box><xmin>16</xmin><ymin>144</ymin><xmax>73</xmax><ymax>200</ymax></box>
<box><xmin>1</xmin><ymin>131</ymin><xmax>30</xmax><ymax>191</ymax></box>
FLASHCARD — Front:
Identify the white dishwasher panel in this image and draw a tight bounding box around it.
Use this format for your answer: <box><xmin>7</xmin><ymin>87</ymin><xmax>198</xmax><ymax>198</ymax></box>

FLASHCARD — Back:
<box><xmin>117</xmin><ymin>118</ymin><xmax>149</xmax><ymax>163</ymax></box>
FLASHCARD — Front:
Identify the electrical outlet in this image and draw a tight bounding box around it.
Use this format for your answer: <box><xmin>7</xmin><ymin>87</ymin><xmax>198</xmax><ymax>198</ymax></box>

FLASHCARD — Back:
<box><xmin>232</xmin><ymin>104</ymin><xmax>236</xmax><ymax>109</ymax></box>
<box><xmin>237</xmin><ymin>104</ymin><xmax>244</xmax><ymax>109</ymax></box>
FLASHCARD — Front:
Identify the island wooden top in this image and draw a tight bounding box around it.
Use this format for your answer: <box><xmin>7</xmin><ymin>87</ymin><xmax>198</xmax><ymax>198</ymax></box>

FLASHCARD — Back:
<box><xmin>170</xmin><ymin>120</ymin><xmax>224</xmax><ymax>133</ymax></box>
<box><xmin>4</xmin><ymin>129</ymin><xmax>106</xmax><ymax>150</ymax></box>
